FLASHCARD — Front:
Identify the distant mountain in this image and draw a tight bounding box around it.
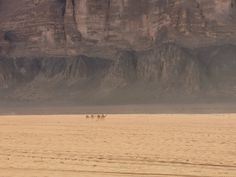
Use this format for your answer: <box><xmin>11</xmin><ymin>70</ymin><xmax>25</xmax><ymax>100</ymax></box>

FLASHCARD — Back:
<box><xmin>0</xmin><ymin>0</ymin><xmax>236</xmax><ymax>104</ymax></box>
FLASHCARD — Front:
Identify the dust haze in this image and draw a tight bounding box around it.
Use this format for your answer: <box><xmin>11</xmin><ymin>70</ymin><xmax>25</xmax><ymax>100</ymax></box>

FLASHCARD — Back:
<box><xmin>1</xmin><ymin>1</ymin><xmax>236</xmax><ymax>177</ymax></box>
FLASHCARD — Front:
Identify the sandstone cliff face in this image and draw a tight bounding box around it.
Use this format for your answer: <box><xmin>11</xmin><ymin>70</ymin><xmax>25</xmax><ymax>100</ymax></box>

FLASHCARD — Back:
<box><xmin>1</xmin><ymin>0</ymin><xmax>236</xmax><ymax>56</ymax></box>
<box><xmin>0</xmin><ymin>0</ymin><xmax>236</xmax><ymax>103</ymax></box>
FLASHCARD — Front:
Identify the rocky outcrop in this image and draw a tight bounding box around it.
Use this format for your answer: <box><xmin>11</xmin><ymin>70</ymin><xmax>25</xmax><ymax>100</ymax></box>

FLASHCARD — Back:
<box><xmin>104</xmin><ymin>51</ymin><xmax>137</xmax><ymax>88</ymax></box>
<box><xmin>104</xmin><ymin>43</ymin><xmax>201</xmax><ymax>93</ymax></box>
<box><xmin>0</xmin><ymin>56</ymin><xmax>110</xmax><ymax>87</ymax></box>
<box><xmin>1</xmin><ymin>0</ymin><xmax>236</xmax><ymax>103</ymax></box>
<box><xmin>0</xmin><ymin>43</ymin><xmax>236</xmax><ymax>102</ymax></box>
<box><xmin>1</xmin><ymin>0</ymin><xmax>236</xmax><ymax>56</ymax></box>
<box><xmin>137</xmin><ymin>44</ymin><xmax>201</xmax><ymax>93</ymax></box>
<box><xmin>41</xmin><ymin>56</ymin><xmax>111</xmax><ymax>80</ymax></box>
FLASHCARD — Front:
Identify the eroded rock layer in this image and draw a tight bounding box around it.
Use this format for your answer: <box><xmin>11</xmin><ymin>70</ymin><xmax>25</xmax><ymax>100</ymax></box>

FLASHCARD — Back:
<box><xmin>0</xmin><ymin>0</ymin><xmax>236</xmax><ymax>103</ymax></box>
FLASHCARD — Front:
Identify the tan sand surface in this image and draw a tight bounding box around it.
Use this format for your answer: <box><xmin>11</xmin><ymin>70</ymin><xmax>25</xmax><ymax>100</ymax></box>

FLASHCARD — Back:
<box><xmin>0</xmin><ymin>114</ymin><xmax>236</xmax><ymax>177</ymax></box>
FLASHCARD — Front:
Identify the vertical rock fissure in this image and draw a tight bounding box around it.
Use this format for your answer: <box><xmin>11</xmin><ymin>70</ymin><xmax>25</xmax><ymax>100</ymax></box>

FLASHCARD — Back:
<box><xmin>71</xmin><ymin>0</ymin><xmax>77</xmax><ymax>25</ymax></box>
<box><xmin>61</xmin><ymin>0</ymin><xmax>67</xmax><ymax>45</ymax></box>
<box><xmin>105</xmin><ymin>0</ymin><xmax>111</xmax><ymax>38</ymax></box>
<box><xmin>60</xmin><ymin>0</ymin><xmax>66</xmax><ymax>17</ymax></box>
<box><xmin>63</xmin><ymin>0</ymin><xmax>81</xmax><ymax>51</ymax></box>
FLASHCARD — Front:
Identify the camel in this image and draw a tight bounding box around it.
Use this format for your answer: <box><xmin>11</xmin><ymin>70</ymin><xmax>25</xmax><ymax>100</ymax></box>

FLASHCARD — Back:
<box><xmin>101</xmin><ymin>114</ymin><xmax>107</xmax><ymax>119</ymax></box>
<box><xmin>96</xmin><ymin>114</ymin><xmax>107</xmax><ymax>120</ymax></box>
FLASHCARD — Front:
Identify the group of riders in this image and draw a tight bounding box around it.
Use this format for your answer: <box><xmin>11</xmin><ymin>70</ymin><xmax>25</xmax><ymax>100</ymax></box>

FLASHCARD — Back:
<box><xmin>85</xmin><ymin>114</ymin><xmax>107</xmax><ymax>119</ymax></box>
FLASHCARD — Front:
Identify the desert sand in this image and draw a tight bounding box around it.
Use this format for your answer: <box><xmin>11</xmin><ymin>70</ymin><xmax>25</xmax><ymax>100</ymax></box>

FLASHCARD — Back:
<box><xmin>0</xmin><ymin>114</ymin><xmax>235</xmax><ymax>177</ymax></box>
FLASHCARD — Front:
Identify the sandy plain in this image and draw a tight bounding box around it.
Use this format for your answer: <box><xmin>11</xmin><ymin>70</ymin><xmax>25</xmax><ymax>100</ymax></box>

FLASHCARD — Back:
<box><xmin>0</xmin><ymin>114</ymin><xmax>235</xmax><ymax>177</ymax></box>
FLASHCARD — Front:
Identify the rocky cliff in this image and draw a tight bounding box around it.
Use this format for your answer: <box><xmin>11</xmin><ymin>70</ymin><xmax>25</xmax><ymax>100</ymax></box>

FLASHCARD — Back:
<box><xmin>0</xmin><ymin>0</ymin><xmax>236</xmax><ymax>103</ymax></box>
